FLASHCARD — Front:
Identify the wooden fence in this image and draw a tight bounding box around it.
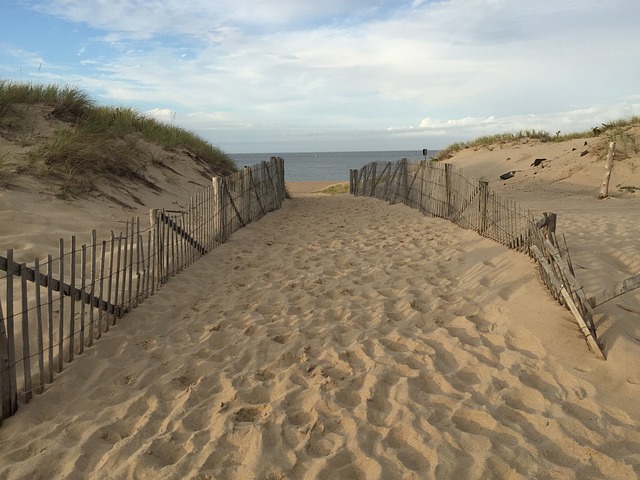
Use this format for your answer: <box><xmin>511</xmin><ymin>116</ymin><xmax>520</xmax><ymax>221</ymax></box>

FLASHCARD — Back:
<box><xmin>0</xmin><ymin>157</ymin><xmax>285</xmax><ymax>425</ymax></box>
<box><xmin>350</xmin><ymin>159</ymin><xmax>607</xmax><ymax>360</ymax></box>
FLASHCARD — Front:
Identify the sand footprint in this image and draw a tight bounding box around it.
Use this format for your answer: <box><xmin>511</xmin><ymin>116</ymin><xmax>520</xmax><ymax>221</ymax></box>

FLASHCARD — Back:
<box><xmin>383</xmin><ymin>425</ymin><xmax>431</xmax><ymax>473</ymax></box>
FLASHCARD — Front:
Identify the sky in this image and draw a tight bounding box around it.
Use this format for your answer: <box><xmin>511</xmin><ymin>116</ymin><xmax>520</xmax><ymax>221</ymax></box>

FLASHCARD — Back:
<box><xmin>1</xmin><ymin>0</ymin><xmax>640</xmax><ymax>153</ymax></box>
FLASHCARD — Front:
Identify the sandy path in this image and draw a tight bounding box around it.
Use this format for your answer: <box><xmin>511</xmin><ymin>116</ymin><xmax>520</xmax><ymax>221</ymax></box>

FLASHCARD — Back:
<box><xmin>0</xmin><ymin>194</ymin><xmax>638</xmax><ymax>479</ymax></box>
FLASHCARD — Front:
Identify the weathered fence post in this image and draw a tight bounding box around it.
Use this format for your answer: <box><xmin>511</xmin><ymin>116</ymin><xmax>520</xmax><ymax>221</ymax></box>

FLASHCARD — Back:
<box><xmin>598</xmin><ymin>141</ymin><xmax>616</xmax><ymax>199</ymax></box>
<box><xmin>57</xmin><ymin>240</ymin><xmax>64</xmax><ymax>372</ymax></box>
<box><xmin>478</xmin><ymin>180</ymin><xmax>489</xmax><ymax>234</ymax></box>
<box><xmin>401</xmin><ymin>159</ymin><xmax>409</xmax><ymax>203</ymax></box>
<box><xmin>243</xmin><ymin>166</ymin><xmax>251</xmax><ymax>224</ymax></box>
<box><xmin>543</xmin><ymin>212</ymin><xmax>557</xmax><ymax>245</ymax></box>
<box><xmin>369</xmin><ymin>163</ymin><xmax>377</xmax><ymax>197</ymax></box>
<box><xmin>445</xmin><ymin>163</ymin><xmax>453</xmax><ymax>218</ymax></box>
<box><xmin>5</xmin><ymin>250</ymin><xmax>17</xmax><ymax>414</ymax></box>
<box><xmin>213</xmin><ymin>176</ymin><xmax>225</xmax><ymax>244</ymax></box>
<box><xmin>149</xmin><ymin>209</ymin><xmax>158</xmax><ymax>293</ymax></box>
<box><xmin>20</xmin><ymin>264</ymin><xmax>32</xmax><ymax>402</ymax></box>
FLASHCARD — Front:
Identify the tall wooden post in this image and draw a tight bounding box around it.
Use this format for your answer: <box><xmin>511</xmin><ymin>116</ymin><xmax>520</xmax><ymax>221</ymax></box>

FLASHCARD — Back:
<box><xmin>598</xmin><ymin>141</ymin><xmax>616</xmax><ymax>199</ymax></box>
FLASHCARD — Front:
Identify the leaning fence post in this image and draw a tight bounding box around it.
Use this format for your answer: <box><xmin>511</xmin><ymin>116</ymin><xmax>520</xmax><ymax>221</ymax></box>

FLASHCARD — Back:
<box><xmin>369</xmin><ymin>162</ymin><xmax>377</xmax><ymax>197</ymax></box>
<box><xmin>543</xmin><ymin>212</ymin><xmax>557</xmax><ymax>245</ymax></box>
<box><xmin>401</xmin><ymin>159</ymin><xmax>409</xmax><ymax>203</ymax></box>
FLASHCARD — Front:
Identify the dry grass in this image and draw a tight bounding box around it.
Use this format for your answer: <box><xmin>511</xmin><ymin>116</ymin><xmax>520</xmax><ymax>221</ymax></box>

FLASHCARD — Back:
<box><xmin>0</xmin><ymin>80</ymin><xmax>237</xmax><ymax>197</ymax></box>
<box><xmin>318</xmin><ymin>183</ymin><xmax>350</xmax><ymax>195</ymax></box>
<box><xmin>436</xmin><ymin>117</ymin><xmax>640</xmax><ymax>161</ymax></box>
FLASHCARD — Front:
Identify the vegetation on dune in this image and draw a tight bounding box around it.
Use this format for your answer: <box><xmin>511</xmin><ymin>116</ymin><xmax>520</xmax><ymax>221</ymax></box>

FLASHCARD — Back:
<box><xmin>435</xmin><ymin>116</ymin><xmax>640</xmax><ymax>161</ymax></box>
<box><xmin>0</xmin><ymin>80</ymin><xmax>237</xmax><ymax>197</ymax></box>
<box><xmin>318</xmin><ymin>183</ymin><xmax>350</xmax><ymax>195</ymax></box>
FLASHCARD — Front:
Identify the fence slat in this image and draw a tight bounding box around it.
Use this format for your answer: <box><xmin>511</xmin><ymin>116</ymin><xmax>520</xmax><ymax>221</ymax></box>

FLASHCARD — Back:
<box><xmin>97</xmin><ymin>241</ymin><xmax>106</xmax><ymax>339</ymax></box>
<box><xmin>46</xmin><ymin>255</ymin><xmax>53</xmax><ymax>383</ymax></box>
<box><xmin>113</xmin><ymin>233</ymin><xmax>122</xmax><ymax>323</ymax></box>
<box><xmin>0</xmin><ymin>297</ymin><xmax>12</xmax><ymax>421</ymax></box>
<box><xmin>58</xmin><ymin>241</ymin><xmax>64</xmax><ymax>373</ymax></box>
<box><xmin>20</xmin><ymin>264</ymin><xmax>32</xmax><ymax>402</ymax></box>
<box><xmin>128</xmin><ymin>218</ymin><xmax>135</xmax><ymax>311</ymax></box>
<box><xmin>34</xmin><ymin>259</ymin><xmax>45</xmax><ymax>394</ymax></box>
<box><xmin>5</xmin><ymin>250</ymin><xmax>17</xmax><ymax>414</ymax></box>
<box><xmin>89</xmin><ymin>231</ymin><xmax>97</xmax><ymax>346</ymax></box>
<box><xmin>79</xmin><ymin>244</ymin><xmax>86</xmax><ymax>355</ymax></box>
<box><xmin>120</xmin><ymin>222</ymin><xmax>128</xmax><ymax>316</ymax></box>
<box><xmin>69</xmin><ymin>236</ymin><xmax>76</xmax><ymax>362</ymax></box>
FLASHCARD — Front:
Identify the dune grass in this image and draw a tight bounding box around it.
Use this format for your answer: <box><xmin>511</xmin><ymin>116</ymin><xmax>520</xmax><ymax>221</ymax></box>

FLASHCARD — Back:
<box><xmin>436</xmin><ymin>116</ymin><xmax>640</xmax><ymax>161</ymax></box>
<box><xmin>0</xmin><ymin>80</ymin><xmax>236</xmax><ymax>197</ymax></box>
<box><xmin>318</xmin><ymin>183</ymin><xmax>350</xmax><ymax>195</ymax></box>
<box><xmin>0</xmin><ymin>150</ymin><xmax>16</xmax><ymax>188</ymax></box>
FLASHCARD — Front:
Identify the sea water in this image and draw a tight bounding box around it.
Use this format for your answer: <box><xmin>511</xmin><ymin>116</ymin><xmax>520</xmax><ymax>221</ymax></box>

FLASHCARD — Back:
<box><xmin>230</xmin><ymin>150</ymin><xmax>440</xmax><ymax>183</ymax></box>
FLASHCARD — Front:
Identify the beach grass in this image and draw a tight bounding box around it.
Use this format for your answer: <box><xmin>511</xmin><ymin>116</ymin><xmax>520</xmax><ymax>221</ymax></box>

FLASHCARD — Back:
<box><xmin>318</xmin><ymin>183</ymin><xmax>350</xmax><ymax>195</ymax></box>
<box><xmin>436</xmin><ymin>116</ymin><xmax>640</xmax><ymax>161</ymax></box>
<box><xmin>0</xmin><ymin>79</ymin><xmax>236</xmax><ymax>197</ymax></box>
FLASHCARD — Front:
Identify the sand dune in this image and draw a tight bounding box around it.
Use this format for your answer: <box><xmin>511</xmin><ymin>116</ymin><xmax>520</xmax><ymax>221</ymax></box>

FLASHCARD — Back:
<box><xmin>1</xmin><ymin>188</ymin><xmax>638</xmax><ymax>479</ymax></box>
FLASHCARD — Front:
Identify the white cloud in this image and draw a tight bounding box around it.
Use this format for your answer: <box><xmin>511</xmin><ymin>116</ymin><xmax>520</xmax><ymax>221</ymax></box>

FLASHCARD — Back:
<box><xmin>145</xmin><ymin>108</ymin><xmax>175</xmax><ymax>123</ymax></box>
<box><xmin>419</xmin><ymin>103</ymin><xmax>640</xmax><ymax>140</ymax></box>
<box><xmin>8</xmin><ymin>0</ymin><xmax>640</xmax><ymax>151</ymax></box>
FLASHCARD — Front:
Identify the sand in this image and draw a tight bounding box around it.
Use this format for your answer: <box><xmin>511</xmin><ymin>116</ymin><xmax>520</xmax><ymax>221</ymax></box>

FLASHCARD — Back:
<box><xmin>0</xmin><ymin>139</ymin><xmax>639</xmax><ymax>479</ymax></box>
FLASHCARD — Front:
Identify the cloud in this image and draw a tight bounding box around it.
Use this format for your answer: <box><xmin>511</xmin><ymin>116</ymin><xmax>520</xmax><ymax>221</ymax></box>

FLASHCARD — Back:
<box><xmin>9</xmin><ymin>1</ymin><xmax>640</xmax><ymax>152</ymax></box>
<box><xmin>0</xmin><ymin>43</ymin><xmax>44</xmax><ymax>67</ymax></box>
<box><xmin>419</xmin><ymin>103</ymin><xmax>640</xmax><ymax>139</ymax></box>
<box><xmin>145</xmin><ymin>108</ymin><xmax>175</xmax><ymax>123</ymax></box>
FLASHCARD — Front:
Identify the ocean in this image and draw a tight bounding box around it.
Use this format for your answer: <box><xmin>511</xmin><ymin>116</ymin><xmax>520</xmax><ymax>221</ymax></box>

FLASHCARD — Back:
<box><xmin>230</xmin><ymin>150</ymin><xmax>440</xmax><ymax>183</ymax></box>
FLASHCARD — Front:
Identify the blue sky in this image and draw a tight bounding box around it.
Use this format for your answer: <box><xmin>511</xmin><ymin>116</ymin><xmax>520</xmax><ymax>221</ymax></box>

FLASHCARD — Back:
<box><xmin>2</xmin><ymin>0</ymin><xmax>640</xmax><ymax>153</ymax></box>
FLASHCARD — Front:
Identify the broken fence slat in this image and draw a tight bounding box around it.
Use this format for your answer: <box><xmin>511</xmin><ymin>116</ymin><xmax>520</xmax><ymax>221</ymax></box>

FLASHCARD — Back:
<box><xmin>587</xmin><ymin>272</ymin><xmax>640</xmax><ymax>309</ymax></box>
